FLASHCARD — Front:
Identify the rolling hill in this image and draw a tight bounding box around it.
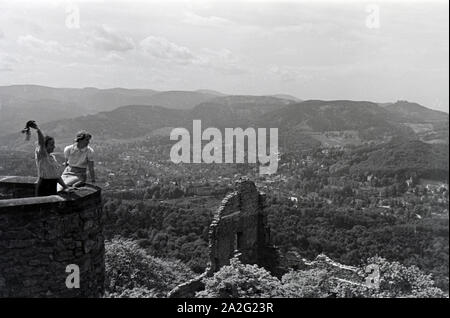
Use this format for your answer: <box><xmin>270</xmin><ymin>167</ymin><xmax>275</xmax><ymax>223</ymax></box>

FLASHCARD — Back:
<box><xmin>348</xmin><ymin>140</ymin><xmax>449</xmax><ymax>179</ymax></box>
<box><xmin>384</xmin><ymin>100</ymin><xmax>448</xmax><ymax>123</ymax></box>
<box><xmin>1</xmin><ymin>86</ymin><xmax>448</xmax><ymax>152</ymax></box>
<box><xmin>259</xmin><ymin>100</ymin><xmax>401</xmax><ymax>131</ymax></box>
<box><xmin>382</xmin><ymin>101</ymin><xmax>449</xmax><ymax>144</ymax></box>
<box><xmin>41</xmin><ymin>105</ymin><xmax>187</xmax><ymax>140</ymax></box>
<box><xmin>0</xmin><ymin>95</ymin><xmax>87</xmax><ymax>136</ymax></box>
<box><xmin>0</xmin><ymin>104</ymin><xmax>187</xmax><ymax>150</ymax></box>
<box><xmin>0</xmin><ymin>94</ymin><xmax>448</xmax><ymax>179</ymax></box>
<box><xmin>0</xmin><ymin>85</ymin><xmax>221</xmax><ymax>136</ymax></box>
<box><xmin>0</xmin><ymin>94</ymin><xmax>297</xmax><ymax>147</ymax></box>
<box><xmin>256</xmin><ymin>100</ymin><xmax>417</xmax><ymax>149</ymax></box>
<box><xmin>189</xmin><ymin>95</ymin><xmax>294</xmax><ymax>127</ymax></box>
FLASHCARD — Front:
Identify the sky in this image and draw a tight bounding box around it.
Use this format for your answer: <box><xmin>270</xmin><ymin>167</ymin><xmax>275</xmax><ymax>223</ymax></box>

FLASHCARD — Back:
<box><xmin>0</xmin><ymin>0</ymin><xmax>448</xmax><ymax>112</ymax></box>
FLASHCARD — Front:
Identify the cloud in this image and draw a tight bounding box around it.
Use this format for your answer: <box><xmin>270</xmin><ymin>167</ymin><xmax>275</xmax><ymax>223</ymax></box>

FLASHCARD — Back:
<box><xmin>0</xmin><ymin>29</ymin><xmax>4</xmax><ymax>38</ymax></box>
<box><xmin>17</xmin><ymin>35</ymin><xmax>63</xmax><ymax>54</ymax></box>
<box><xmin>196</xmin><ymin>48</ymin><xmax>247</xmax><ymax>75</ymax></box>
<box><xmin>88</xmin><ymin>25</ymin><xmax>135</xmax><ymax>52</ymax></box>
<box><xmin>268</xmin><ymin>65</ymin><xmax>310</xmax><ymax>83</ymax></box>
<box><xmin>101</xmin><ymin>52</ymin><xmax>126</xmax><ymax>63</ymax></box>
<box><xmin>0</xmin><ymin>53</ymin><xmax>17</xmax><ymax>72</ymax></box>
<box><xmin>139</xmin><ymin>36</ymin><xmax>196</xmax><ymax>65</ymax></box>
<box><xmin>270</xmin><ymin>23</ymin><xmax>317</xmax><ymax>34</ymax></box>
<box><xmin>0</xmin><ymin>66</ymin><xmax>13</xmax><ymax>72</ymax></box>
<box><xmin>182</xmin><ymin>11</ymin><xmax>233</xmax><ymax>28</ymax></box>
<box><xmin>138</xmin><ymin>35</ymin><xmax>246</xmax><ymax>74</ymax></box>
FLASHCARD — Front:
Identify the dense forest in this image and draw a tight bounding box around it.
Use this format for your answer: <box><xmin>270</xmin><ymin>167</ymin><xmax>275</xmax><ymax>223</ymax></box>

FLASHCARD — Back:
<box><xmin>265</xmin><ymin>198</ymin><xmax>449</xmax><ymax>291</ymax></box>
<box><xmin>102</xmin><ymin>192</ymin><xmax>449</xmax><ymax>293</ymax></box>
<box><xmin>347</xmin><ymin>140</ymin><xmax>449</xmax><ymax>180</ymax></box>
<box><xmin>103</xmin><ymin>195</ymin><xmax>212</xmax><ymax>273</ymax></box>
<box><xmin>105</xmin><ymin>239</ymin><xmax>446</xmax><ymax>298</ymax></box>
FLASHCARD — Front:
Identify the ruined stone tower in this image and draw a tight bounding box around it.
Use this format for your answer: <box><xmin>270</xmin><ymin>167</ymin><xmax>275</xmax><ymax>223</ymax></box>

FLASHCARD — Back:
<box><xmin>168</xmin><ymin>179</ymin><xmax>282</xmax><ymax>297</ymax></box>
<box><xmin>0</xmin><ymin>176</ymin><xmax>105</xmax><ymax>297</ymax></box>
<box><xmin>208</xmin><ymin>179</ymin><xmax>281</xmax><ymax>274</ymax></box>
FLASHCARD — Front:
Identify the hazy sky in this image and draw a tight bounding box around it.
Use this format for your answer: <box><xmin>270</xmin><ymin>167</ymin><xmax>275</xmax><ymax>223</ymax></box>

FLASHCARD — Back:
<box><xmin>0</xmin><ymin>0</ymin><xmax>448</xmax><ymax>111</ymax></box>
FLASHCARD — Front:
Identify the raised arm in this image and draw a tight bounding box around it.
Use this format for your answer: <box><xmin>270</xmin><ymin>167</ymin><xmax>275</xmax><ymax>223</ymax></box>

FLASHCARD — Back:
<box><xmin>28</xmin><ymin>121</ymin><xmax>45</xmax><ymax>148</ymax></box>
<box><xmin>36</xmin><ymin>128</ymin><xmax>45</xmax><ymax>149</ymax></box>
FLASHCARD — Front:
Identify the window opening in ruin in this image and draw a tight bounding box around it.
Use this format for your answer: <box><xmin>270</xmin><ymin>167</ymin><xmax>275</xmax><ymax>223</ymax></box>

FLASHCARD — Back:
<box><xmin>235</xmin><ymin>231</ymin><xmax>244</xmax><ymax>251</ymax></box>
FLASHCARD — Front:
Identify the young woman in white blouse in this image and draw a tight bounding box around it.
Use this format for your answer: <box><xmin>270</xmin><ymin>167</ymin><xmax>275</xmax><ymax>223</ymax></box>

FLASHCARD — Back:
<box><xmin>61</xmin><ymin>130</ymin><xmax>96</xmax><ymax>187</ymax></box>
<box><xmin>27</xmin><ymin>121</ymin><xmax>70</xmax><ymax>196</ymax></box>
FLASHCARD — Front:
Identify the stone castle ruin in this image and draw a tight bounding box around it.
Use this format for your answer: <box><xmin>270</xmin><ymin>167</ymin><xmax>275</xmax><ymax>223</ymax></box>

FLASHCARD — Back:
<box><xmin>0</xmin><ymin>175</ymin><xmax>365</xmax><ymax>298</ymax></box>
<box><xmin>168</xmin><ymin>179</ymin><xmax>284</xmax><ymax>297</ymax></box>
<box><xmin>0</xmin><ymin>176</ymin><xmax>105</xmax><ymax>297</ymax></box>
<box><xmin>208</xmin><ymin>179</ymin><xmax>282</xmax><ymax>274</ymax></box>
<box><xmin>0</xmin><ymin>174</ymin><xmax>282</xmax><ymax>298</ymax></box>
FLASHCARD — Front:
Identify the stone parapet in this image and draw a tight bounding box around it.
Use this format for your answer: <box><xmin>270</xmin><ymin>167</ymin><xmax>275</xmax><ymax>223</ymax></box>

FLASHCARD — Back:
<box><xmin>0</xmin><ymin>176</ymin><xmax>105</xmax><ymax>297</ymax></box>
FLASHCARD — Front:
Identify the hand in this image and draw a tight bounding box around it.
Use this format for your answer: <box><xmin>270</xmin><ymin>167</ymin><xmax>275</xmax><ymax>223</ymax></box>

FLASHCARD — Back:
<box><xmin>58</xmin><ymin>186</ymin><xmax>74</xmax><ymax>193</ymax></box>
<box><xmin>27</xmin><ymin>120</ymin><xmax>38</xmax><ymax>129</ymax></box>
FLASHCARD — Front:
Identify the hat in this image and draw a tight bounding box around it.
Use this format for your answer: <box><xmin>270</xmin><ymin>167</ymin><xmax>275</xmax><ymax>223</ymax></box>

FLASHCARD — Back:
<box><xmin>75</xmin><ymin>130</ymin><xmax>92</xmax><ymax>142</ymax></box>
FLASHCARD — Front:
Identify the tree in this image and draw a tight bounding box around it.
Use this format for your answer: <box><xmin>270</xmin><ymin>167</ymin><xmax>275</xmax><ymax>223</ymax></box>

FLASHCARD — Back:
<box><xmin>197</xmin><ymin>256</ymin><xmax>288</xmax><ymax>298</ymax></box>
<box><xmin>281</xmin><ymin>269</ymin><xmax>330</xmax><ymax>297</ymax></box>
<box><xmin>196</xmin><ymin>255</ymin><xmax>446</xmax><ymax>298</ymax></box>
<box><xmin>363</xmin><ymin>256</ymin><xmax>446</xmax><ymax>298</ymax></box>
<box><xmin>105</xmin><ymin>238</ymin><xmax>195</xmax><ymax>298</ymax></box>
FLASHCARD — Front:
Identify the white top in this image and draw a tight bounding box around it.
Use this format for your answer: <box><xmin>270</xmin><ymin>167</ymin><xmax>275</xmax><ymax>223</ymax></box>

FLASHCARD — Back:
<box><xmin>35</xmin><ymin>147</ymin><xmax>61</xmax><ymax>179</ymax></box>
<box><xmin>64</xmin><ymin>144</ymin><xmax>95</xmax><ymax>169</ymax></box>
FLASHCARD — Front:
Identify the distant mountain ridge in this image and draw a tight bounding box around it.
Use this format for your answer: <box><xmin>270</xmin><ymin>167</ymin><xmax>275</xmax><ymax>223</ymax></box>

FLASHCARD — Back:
<box><xmin>1</xmin><ymin>85</ymin><xmax>448</xmax><ymax>149</ymax></box>
<box><xmin>190</xmin><ymin>95</ymin><xmax>294</xmax><ymax>127</ymax></box>
<box><xmin>256</xmin><ymin>100</ymin><xmax>418</xmax><ymax>149</ymax></box>
<box><xmin>271</xmin><ymin>94</ymin><xmax>302</xmax><ymax>102</ymax></box>
<box><xmin>384</xmin><ymin>100</ymin><xmax>448</xmax><ymax>123</ymax></box>
<box><xmin>258</xmin><ymin>100</ymin><xmax>396</xmax><ymax>131</ymax></box>
<box><xmin>381</xmin><ymin>101</ymin><xmax>449</xmax><ymax>143</ymax></box>
<box><xmin>0</xmin><ymin>85</ymin><xmax>222</xmax><ymax>136</ymax></box>
<box><xmin>41</xmin><ymin>105</ymin><xmax>187</xmax><ymax>140</ymax></box>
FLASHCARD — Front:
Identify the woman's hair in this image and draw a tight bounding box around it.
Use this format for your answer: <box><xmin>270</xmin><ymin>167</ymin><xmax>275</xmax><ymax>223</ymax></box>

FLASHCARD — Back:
<box><xmin>44</xmin><ymin>136</ymin><xmax>54</xmax><ymax>147</ymax></box>
<box><xmin>75</xmin><ymin>130</ymin><xmax>92</xmax><ymax>142</ymax></box>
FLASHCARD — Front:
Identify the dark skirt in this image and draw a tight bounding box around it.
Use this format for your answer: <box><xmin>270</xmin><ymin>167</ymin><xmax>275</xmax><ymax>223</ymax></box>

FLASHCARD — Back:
<box><xmin>36</xmin><ymin>178</ymin><xmax>58</xmax><ymax>196</ymax></box>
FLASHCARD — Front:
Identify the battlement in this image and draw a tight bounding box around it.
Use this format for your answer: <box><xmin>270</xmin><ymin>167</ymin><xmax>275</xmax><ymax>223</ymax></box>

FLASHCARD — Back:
<box><xmin>0</xmin><ymin>176</ymin><xmax>105</xmax><ymax>297</ymax></box>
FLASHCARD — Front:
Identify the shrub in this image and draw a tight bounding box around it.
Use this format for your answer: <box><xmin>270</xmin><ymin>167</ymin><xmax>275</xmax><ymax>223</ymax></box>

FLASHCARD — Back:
<box><xmin>363</xmin><ymin>256</ymin><xmax>446</xmax><ymax>298</ymax></box>
<box><xmin>197</xmin><ymin>256</ymin><xmax>288</xmax><ymax>298</ymax></box>
<box><xmin>105</xmin><ymin>238</ymin><xmax>195</xmax><ymax>297</ymax></box>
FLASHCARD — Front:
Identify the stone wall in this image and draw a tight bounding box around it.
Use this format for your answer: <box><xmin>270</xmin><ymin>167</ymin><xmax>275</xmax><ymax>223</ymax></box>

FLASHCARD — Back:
<box><xmin>0</xmin><ymin>176</ymin><xmax>36</xmax><ymax>199</ymax></box>
<box><xmin>208</xmin><ymin>179</ymin><xmax>280</xmax><ymax>274</ymax></box>
<box><xmin>301</xmin><ymin>254</ymin><xmax>368</xmax><ymax>297</ymax></box>
<box><xmin>168</xmin><ymin>179</ymin><xmax>282</xmax><ymax>297</ymax></box>
<box><xmin>0</xmin><ymin>176</ymin><xmax>105</xmax><ymax>297</ymax></box>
